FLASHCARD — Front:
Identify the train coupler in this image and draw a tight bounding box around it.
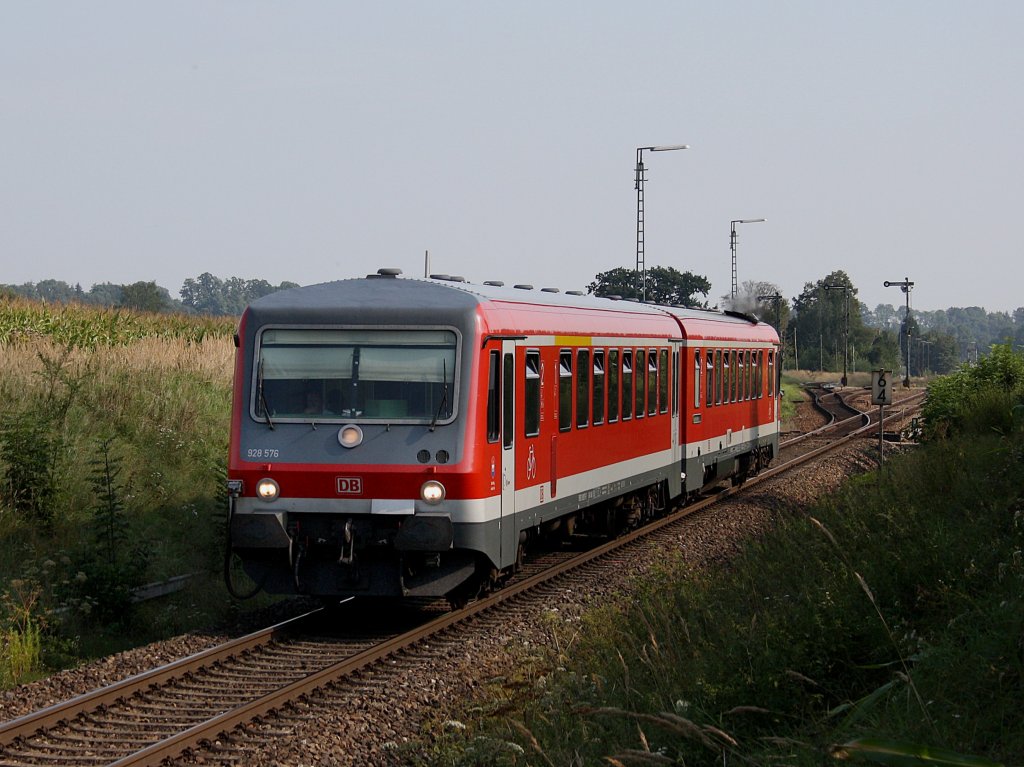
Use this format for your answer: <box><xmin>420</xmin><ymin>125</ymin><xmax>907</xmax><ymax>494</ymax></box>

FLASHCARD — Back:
<box><xmin>338</xmin><ymin>518</ymin><xmax>356</xmax><ymax>566</ymax></box>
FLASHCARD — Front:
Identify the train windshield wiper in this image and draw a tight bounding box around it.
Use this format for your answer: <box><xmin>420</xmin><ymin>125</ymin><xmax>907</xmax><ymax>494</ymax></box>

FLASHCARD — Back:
<box><xmin>429</xmin><ymin>358</ymin><xmax>449</xmax><ymax>432</ymax></box>
<box><xmin>257</xmin><ymin>358</ymin><xmax>275</xmax><ymax>430</ymax></box>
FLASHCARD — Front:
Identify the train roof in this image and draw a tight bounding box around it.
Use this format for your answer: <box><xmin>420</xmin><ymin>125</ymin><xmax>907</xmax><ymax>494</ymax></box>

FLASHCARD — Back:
<box><xmin>244</xmin><ymin>270</ymin><xmax>779</xmax><ymax>344</ymax></box>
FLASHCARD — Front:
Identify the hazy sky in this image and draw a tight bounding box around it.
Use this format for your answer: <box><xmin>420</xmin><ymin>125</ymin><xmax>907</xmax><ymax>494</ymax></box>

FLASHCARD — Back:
<box><xmin>3</xmin><ymin>2</ymin><xmax>1022</xmax><ymax>313</ymax></box>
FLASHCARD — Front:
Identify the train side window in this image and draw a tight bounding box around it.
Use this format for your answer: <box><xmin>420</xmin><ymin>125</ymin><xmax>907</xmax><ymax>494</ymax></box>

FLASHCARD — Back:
<box><xmin>558</xmin><ymin>350</ymin><xmax>572</xmax><ymax>432</ymax></box>
<box><xmin>754</xmin><ymin>350</ymin><xmax>761</xmax><ymax>399</ymax></box>
<box><xmin>576</xmin><ymin>349</ymin><xmax>590</xmax><ymax>428</ymax></box>
<box><xmin>672</xmin><ymin>349</ymin><xmax>679</xmax><ymax>416</ymax></box>
<box><xmin>622</xmin><ymin>350</ymin><xmax>633</xmax><ymax>420</ymax></box>
<box><xmin>768</xmin><ymin>350</ymin><xmax>775</xmax><ymax>396</ymax></box>
<box><xmin>722</xmin><ymin>351</ymin><xmax>730</xmax><ymax>404</ymax></box>
<box><xmin>739</xmin><ymin>351</ymin><xmax>747</xmax><ymax>401</ymax></box>
<box><xmin>748</xmin><ymin>350</ymin><xmax>755</xmax><ymax>400</ymax></box>
<box><xmin>714</xmin><ymin>349</ymin><xmax>722</xmax><ymax>405</ymax></box>
<box><xmin>759</xmin><ymin>350</ymin><xmax>765</xmax><ymax>398</ymax></box>
<box><xmin>486</xmin><ymin>350</ymin><xmax>500</xmax><ymax>443</ymax></box>
<box><xmin>694</xmin><ymin>351</ymin><xmax>701</xmax><ymax>409</ymax></box>
<box><xmin>705</xmin><ymin>351</ymin><xmax>714</xmax><ymax>407</ymax></box>
<box><xmin>647</xmin><ymin>350</ymin><xmax>658</xmax><ymax>416</ymax></box>
<box><xmin>658</xmin><ymin>349</ymin><xmax>669</xmax><ymax>414</ymax></box>
<box><xmin>608</xmin><ymin>349</ymin><xmax>620</xmax><ymax>423</ymax></box>
<box><xmin>731</xmin><ymin>350</ymin><xmax>737</xmax><ymax>403</ymax></box>
<box><xmin>525</xmin><ymin>351</ymin><xmax>541</xmax><ymax>438</ymax></box>
<box><xmin>593</xmin><ymin>350</ymin><xmax>606</xmax><ymax>426</ymax></box>
<box><xmin>502</xmin><ymin>353</ymin><xmax>514</xmax><ymax>449</ymax></box>
<box><xmin>635</xmin><ymin>348</ymin><xmax>646</xmax><ymax>418</ymax></box>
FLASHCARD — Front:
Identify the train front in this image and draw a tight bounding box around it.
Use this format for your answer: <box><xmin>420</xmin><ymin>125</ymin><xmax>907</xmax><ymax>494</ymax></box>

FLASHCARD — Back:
<box><xmin>226</xmin><ymin>273</ymin><xmax>489</xmax><ymax>601</ymax></box>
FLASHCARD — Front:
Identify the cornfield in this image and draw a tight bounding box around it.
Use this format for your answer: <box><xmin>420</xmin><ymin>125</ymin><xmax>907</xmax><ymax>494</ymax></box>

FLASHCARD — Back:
<box><xmin>0</xmin><ymin>296</ymin><xmax>236</xmax><ymax>349</ymax></box>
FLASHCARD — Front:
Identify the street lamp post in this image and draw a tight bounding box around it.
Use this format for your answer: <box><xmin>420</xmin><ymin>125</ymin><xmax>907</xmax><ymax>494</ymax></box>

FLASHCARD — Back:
<box><xmin>636</xmin><ymin>144</ymin><xmax>688</xmax><ymax>301</ymax></box>
<box><xmin>884</xmin><ymin>277</ymin><xmax>915</xmax><ymax>387</ymax></box>
<box><xmin>729</xmin><ymin>218</ymin><xmax>766</xmax><ymax>301</ymax></box>
<box><xmin>823</xmin><ymin>283</ymin><xmax>850</xmax><ymax>387</ymax></box>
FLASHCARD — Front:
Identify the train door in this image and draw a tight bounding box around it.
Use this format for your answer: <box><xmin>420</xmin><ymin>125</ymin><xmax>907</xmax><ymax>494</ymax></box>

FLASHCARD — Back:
<box><xmin>671</xmin><ymin>342</ymin><xmax>683</xmax><ymax>490</ymax></box>
<box><xmin>500</xmin><ymin>340</ymin><xmax>518</xmax><ymax>567</ymax></box>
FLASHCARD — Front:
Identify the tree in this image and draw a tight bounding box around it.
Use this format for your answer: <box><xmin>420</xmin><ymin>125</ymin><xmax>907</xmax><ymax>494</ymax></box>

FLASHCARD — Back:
<box><xmin>733</xmin><ymin>280</ymin><xmax>791</xmax><ymax>331</ymax></box>
<box><xmin>790</xmin><ymin>270</ymin><xmax>865</xmax><ymax>374</ymax></box>
<box><xmin>120</xmin><ymin>281</ymin><xmax>170</xmax><ymax>313</ymax></box>
<box><xmin>179</xmin><ymin>273</ymin><xmax>300</xmax><ymax>316</ymax></box>
<box><xmin>587</xmin><ymin>265</ymin><xmax>711</xmax><ymax>307</ymax></box>
<box><xmin>180</xmin><ymin>272</ymin><xmax>225</xmax><ymax>315</ymax></box>
<box><xmin>87</xmin><ymin>283</ymin><xmax>124</xmax><ymax>306</ymax></box>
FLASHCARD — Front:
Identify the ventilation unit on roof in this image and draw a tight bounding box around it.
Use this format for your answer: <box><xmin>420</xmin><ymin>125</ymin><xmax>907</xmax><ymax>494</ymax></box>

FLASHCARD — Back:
<box><xmin>483</xmin><ymin>280</ymin><xmax>504</xmax><ymax>287</ymax></box>
<box><xmin>513</xmin><ymin>284</ymin><xmax>534</xmax><ymax>290</ymax></box>
<box><xmin>429</xmin><ymin>274</ymin><xmax>451</xmax><ymax>281</ymax></box>
<box><xmin>541</xmin><ymin>287</ymin><xmax>560</xmax><ymax>293</ymax></box>
<box><xmin>368</xmin><ymin>268</ymin><xmax>402</xmax><ymax>278</ymax></box>
<box><xmin>566</xmin><ymin>290</ymin><xmax>584</xmax><ymax>296</ymax></box>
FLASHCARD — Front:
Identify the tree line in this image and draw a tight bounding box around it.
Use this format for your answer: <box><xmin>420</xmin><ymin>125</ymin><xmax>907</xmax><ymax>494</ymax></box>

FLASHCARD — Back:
<box><xmin>5</xmin><ymin>268</ymin><xmax>1023</xmax><ymax>375</ymax></box>
<box><xmin>0</xmin><ymin>274</ymin><xmax>298</xmax><ymax>316</ymax></box>
<box><xmin>588</xmin><ymin>265</ymin><xmax>1024</xmax><ymax>376</ymax></box>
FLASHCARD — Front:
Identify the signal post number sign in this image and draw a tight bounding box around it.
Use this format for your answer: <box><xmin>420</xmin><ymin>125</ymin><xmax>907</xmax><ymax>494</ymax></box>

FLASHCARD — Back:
<box><xmin>872</xmin><ymin>370</ymin><xmax>893</xmax><ymax>405</ymax></box>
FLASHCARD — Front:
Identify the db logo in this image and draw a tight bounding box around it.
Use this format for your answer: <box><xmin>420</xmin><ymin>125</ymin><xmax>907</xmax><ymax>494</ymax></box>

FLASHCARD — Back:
<box><xmin>336</xmin><ymin>477</ymin><xmax>363</xmax><ymax>495</ymax></box>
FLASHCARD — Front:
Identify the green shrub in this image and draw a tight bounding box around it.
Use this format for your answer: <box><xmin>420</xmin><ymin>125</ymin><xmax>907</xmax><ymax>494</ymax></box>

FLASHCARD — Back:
<box><xmin>0</xmin><ymin>412</ymin><xmax>61</xmax><ymax>526</ymax></box>
<box><xmin>922</xmin><ymin>344</ymin><xmax>1024</xmax><ymax>439</ymax></box>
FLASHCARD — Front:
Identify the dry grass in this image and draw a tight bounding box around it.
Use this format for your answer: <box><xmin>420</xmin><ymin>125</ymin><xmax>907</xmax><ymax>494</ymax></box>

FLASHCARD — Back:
<box><xmin>0</xmin><ymin>336</ymin><xmax>234</xmax><ymax>387</ymax></box>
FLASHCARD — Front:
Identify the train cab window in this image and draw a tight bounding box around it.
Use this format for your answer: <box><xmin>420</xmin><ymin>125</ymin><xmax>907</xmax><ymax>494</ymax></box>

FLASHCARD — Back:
<box><xmin>576</xmin><ymin>349</ymin><xmax>590</xmax><ymax>428</ymax></box>
<box><xmin>622</xmin><ymin>351</ymin><xmax>633</xmax><ymax>420</ymax></box>
<box><xmin>558</xmin><ymin>351</ymin><xmax>572</xmax><ymax>432</ymax></box>
<box><xmin>608</xmin><ymin>350</ymin><xmax>620</xmax><ymax>423</ymax></box>
<box><xmin>635</xmin><ymin>348</ymin><xmax>646</xmax><ymax>418</ymax></box>
<box><xmin>502</xmin><ymin>353</ymin><xmax>514</xmax><ymax>449</ymax></box>
<box><xmin>658</xmin><ymin>349</ymin><xmax>669</xmax><ymax>414</ymax></box>
<box><xmin>525</xmin><ymin>351</ymin><xmax>541</xmax><ymax>438</ymax></box>
<box><xmin>593</xmin><ymin>350</ymin><xmax>606</xmax><ymax>426</ymax></box>
<box><xmin>254</xmin><ymin>327</ymin><xmax>457</xmax><ymax>424</ymax></box>
<box><xmin>486</xmin><ymin>350</ymin><xmax>500</xmax><ymax>443</ymax></box>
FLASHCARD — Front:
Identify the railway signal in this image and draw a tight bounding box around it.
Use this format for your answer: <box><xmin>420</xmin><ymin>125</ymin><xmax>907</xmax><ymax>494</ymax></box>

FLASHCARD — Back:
<box><xmin>884</xmin><ymin>278</ymin><xmax>914</xmax><ymax>387</ymax></box>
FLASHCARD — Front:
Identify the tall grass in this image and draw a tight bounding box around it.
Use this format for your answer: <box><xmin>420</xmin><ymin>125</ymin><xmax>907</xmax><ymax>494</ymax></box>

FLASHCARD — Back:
<box><xmin>0</xmin><ymin>302</ymin><xmax>240</xmax><ymax>675</ymax></box>
<box><xmin>426</xmin><ymin>403</ymin><xmax>1023</xmax><ymax>765</ymax></box>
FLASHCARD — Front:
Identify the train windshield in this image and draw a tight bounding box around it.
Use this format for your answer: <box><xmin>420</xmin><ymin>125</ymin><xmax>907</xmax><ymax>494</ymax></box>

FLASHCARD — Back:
<box><xmin>254</xmin><ymin>328</ymin><xmax>458</xmax><ymax>423</ymax></box>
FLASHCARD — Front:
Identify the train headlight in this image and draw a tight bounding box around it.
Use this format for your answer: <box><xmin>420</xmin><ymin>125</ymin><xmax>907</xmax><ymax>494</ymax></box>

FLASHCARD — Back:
<box><xmin>256</xmin><ymin>478</ymin><xmax>280</xmax><ymax>502</ymax></box>
<box><xmin>338</xmin><ymin>424</ymin><xmax>364</xmax><ymax>449</ymax></box>
<box><xmin>420</xmin><ymin>480</ymin><xmax>446</xmax><ymax>505</ymax></box>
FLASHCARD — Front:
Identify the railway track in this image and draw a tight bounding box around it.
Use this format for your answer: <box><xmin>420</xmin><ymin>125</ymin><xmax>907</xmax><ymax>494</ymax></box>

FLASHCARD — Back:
<box><xmin>0</xmin><ymin>391</ymin><xmax>925</xmax><ymax>766</ymax></box>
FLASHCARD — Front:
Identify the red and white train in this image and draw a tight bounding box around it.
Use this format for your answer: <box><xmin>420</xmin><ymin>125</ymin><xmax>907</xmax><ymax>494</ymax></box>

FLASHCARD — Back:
<box><xmin>226</xmin><ymin>269</ymin><xmax>779</xmax><ymax>602</ymax></box>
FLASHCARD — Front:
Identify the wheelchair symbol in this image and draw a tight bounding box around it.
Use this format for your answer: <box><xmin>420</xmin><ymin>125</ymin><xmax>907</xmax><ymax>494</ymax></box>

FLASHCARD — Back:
<box><xmin>526</xmin><ymin>445</ymin><xmax>537</xmax><ymax>481</ymax></box>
